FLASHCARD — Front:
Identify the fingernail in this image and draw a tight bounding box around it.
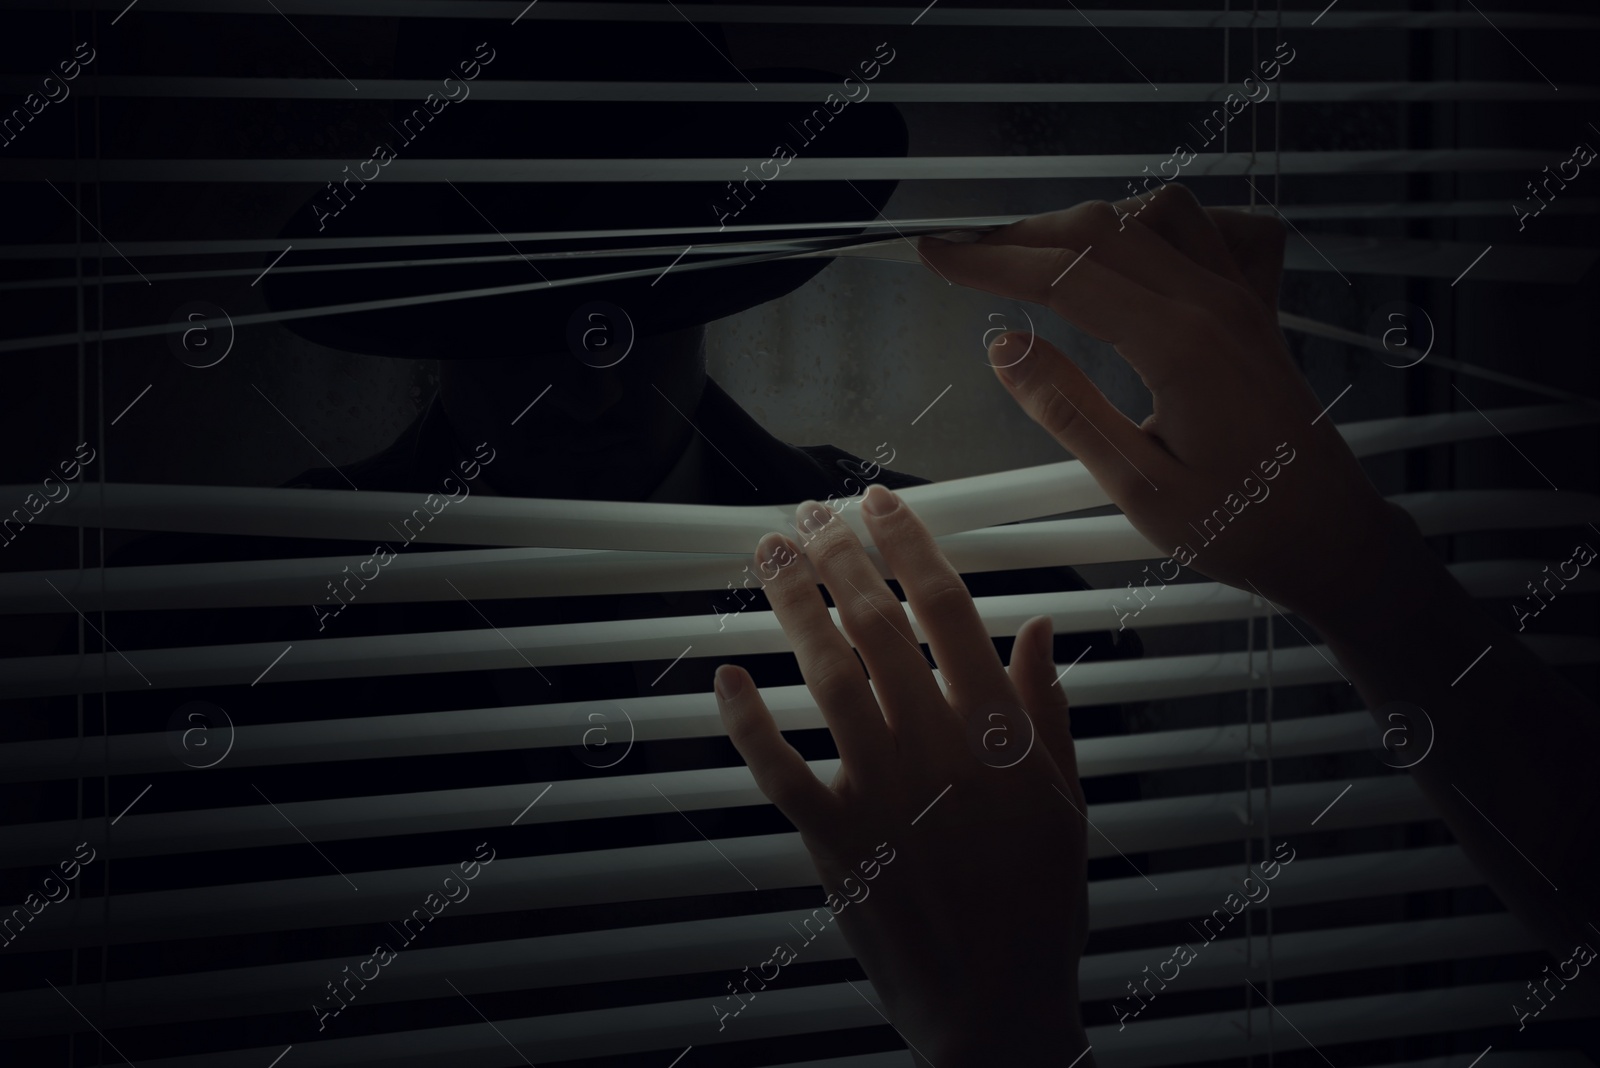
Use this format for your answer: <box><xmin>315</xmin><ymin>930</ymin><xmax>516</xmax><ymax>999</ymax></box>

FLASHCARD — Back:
<box><xmin>1031</xmin><ymin>615</ymin><xmax>1055</xmax><ymax>665</ymax></box>
<box><xmin>794</xmin><ymin>499</ymin><xmax>834</xmax><ymax>537</ymax></box>
<box><xmin>991</xmin><ymin>333</ymin><xmax>1036</xmax><ymax>386</ymax></box>
<box><xmin>714</xmin><ymin>664</ymin><xmax>744</xmax><ymax>700</ymax></box>
<box><xmin>756</xmin><ymin>531</ymin><xmax>795</xmax><ymax>572</ymax></box>
<box><xmin>862</xmin><ymin>483</ymin><xmax>899</xmax><ymax>517</ymax></box>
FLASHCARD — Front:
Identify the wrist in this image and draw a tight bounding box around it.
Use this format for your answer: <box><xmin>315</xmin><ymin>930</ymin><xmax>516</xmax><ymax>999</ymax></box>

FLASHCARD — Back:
<box><xmin>1294</xmin><ymin>499</ymin><xmax>1463</xmax><ymax>642</ymax></box>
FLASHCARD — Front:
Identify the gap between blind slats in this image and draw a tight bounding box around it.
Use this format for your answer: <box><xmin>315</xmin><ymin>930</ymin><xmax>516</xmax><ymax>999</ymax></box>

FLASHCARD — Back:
<box><xmin>0</xmin><ymin>697</ymin><xmax>1377</xmax><ymax>785</ymax></box>
<box><xmin>0</xmin><ymin>911</ymin><xmax>1530</xmax><ymax>1037</ymax></box>
<box><xmin>13</xmin><ymin>201</ymin><xmax>1600</xmax><ymax>296</ymax></box>
<box><xmin>124</xmin><ymin>977</ymin><xmax>1600</xmax><ymax>1068</ymax></box>
<box><xmin>766</xmin><ymin>1055</ymin><xmax>1595</xmax><ymax>1068</ymax></box>
<box><xmin>10</xmin><ymin>404</ymin><xmax>1594</xmax><ymax>551</ymax></box>
<box><xmin>11</xmin><ymin>840</ymin><xmax>1482</xmax><ymax>955</ymax></box>
<box><xmin>1263</xmin><ymin>197</ymin><xmax>1600</xmax><ymax>220</ymax></box>
<box><xmin>0</xmin><ymin>770</ymin><xmax>1435</xmax><ymax>866</ymax></box>
<box><xmin>7</xmin><ymin>251</ymin><xmax>1597</xmax><ymax>352</ymax></box>
<box><xmin>2</xmin><ymin>233</ymin><xmax>1577</xmax><ymax>295</ymax></box>
<box><xmin>0</xmin><ymin>526</ymin><xmax>1572</xmax><ymax>615</ymax></box>
<box><xmin>3</xmin><ymin>2</ymin><xmax>1595</xmax><ymax>30</ymax></box>
<box><xmin>0</xmin><ymin>560</ymin><xmax>1581</xmax><ymax>695</ymax></box>
<box><xmin>2</xmin><ymin>552</ymin><xmax>1593</xmax><ymax>703</ymax></box>
<box><xmin>1286</xmin><ymin>234</ymin><xmax>1595</xmax><ymax>283</ymax></box>
<box><xmin>9</xmin><ymin>207</ymin><xmax>1596</xmax><ymax>263</ymax></box>
<box><xmin>2</xmin><ymin>569</ymin><xmax>1590</xmax><ymax>785</ymax></box>
<box><xmin>20</xmin><ymin>77</ymin><xmax>1594</xmax><ymax>103</ymax></box>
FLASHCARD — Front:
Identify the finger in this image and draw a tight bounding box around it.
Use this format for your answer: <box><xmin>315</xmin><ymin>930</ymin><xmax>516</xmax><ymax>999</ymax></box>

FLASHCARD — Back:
<box><xmin>963</xmin><ymin>199</ymin><xmax>1240</xmax><ymax>309</ymax></box>
<box><xmin>919</xmin><ymin>238</ymin><xmax>1194</xmax><ymax>390</ymax></box>
<box><xmin>987</xmin><ymin>331</ymin><xmax>1179</xmax><ymax>502</ymax></box>
<box><xmin>1007</xmin><ymin>615</ymin><xmax>1087</xmax><ymax>808</ymax></box>
<box><xmin>791</xmin><ymin>500</ymin><xmax>952</xmax><ymax>735</ymax></box>
<box><xmin>715</xmin><ymin>663</ymin><xmax>840</xmax><ymax>833</ymax></box>
<box><xmin>857</xmin><ymin>484</ymin><xmax>1011</xmax><ymax>712</ymax></box>
<box><xmin>757</xmin><ymin>530</ymin><xmax>895</xmax><ymax>770</ymax></box>
<box><xmin>1112</xmin><ymin>183</ymin><xmax>1249</xmax><ymax>287</ymax></box>
<box><xmin>1206</xmin><ymin>206</ymin><xmax>1287</xmax><ymax>310</ymax></box>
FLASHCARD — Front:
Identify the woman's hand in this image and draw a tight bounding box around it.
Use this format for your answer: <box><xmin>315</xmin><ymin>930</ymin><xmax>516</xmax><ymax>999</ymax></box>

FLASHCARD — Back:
<box><xmin>920</xmin><ymin>184</ymin><xmax>1419</xmax><ymax>631</ymax></box>
<box><xmin>714</xmin><ymin>485</ymin><xmax>1093</xmax><ymax>1068</ymax></box>
<box><xmin>923</xmin><ymin>185</ymin><xmax>1600</xmax><ymax>959</ymax></box>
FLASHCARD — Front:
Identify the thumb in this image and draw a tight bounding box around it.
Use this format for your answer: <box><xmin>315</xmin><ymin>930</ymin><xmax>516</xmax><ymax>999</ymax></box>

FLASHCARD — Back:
<box><xmin>988</xmin><ymin>331</ymin><xmax>1172</xmax><ymax>501</ymax></box>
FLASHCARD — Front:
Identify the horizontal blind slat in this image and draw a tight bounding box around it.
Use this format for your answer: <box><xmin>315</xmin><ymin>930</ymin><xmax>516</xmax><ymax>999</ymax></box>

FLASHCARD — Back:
<box><xmin>0</xmin><ymin>149</ymin><xmax>1563</xmax><ymax>184</ymax></box>
<box><xmin>13</xmin><ymin>837</ymin><xmax>1482</xmax><ymax>952</ymax></box>
<box><xmin>7</xmin><ymin>208</ymin><xmax>1591</xmax><ymax>262</ymax></box>
<box><xmin>9</xmin><ymin>400</ymin><xmax>1596</xmax><ymax>610</ymax></box>
<box><xmin>764</xmin><ymin>1056</ymin><xmax>1600</xmax><ymax>1068</ymax></box>
<box><xmin>0</xmin><ymin>773</ymin><xmax>1433</xmax><ymax>870</ymax></box>
<box><xmin>3</xmin><ymin>556</ymin><xmax>1593</xmax><ymax>702</ymax></box>
<box><xmin>13</xmin><ymin>77</ymin><xmax>1590</xmax><ymax>103</ymax></box>
<box><xmin>0</xmin><ymin>562</ymin><xmax>1586</xmax><ymax>690</ymax></box>
<box><xmin>0</xmin><ymin>702</ymin><xmax>1381</xmax><ymax>785</ymax></box>
<box><xmin>123</xmin><ymin>977</ymin><xmax>1600</xmax><ymax>1068</ymax></box>
<box><xmin>3</xmin><ymin>2</ymin><xmax>1595</xmax><ymax>29</ymax></box>
<box><xmin>13</xmin><ymin>430</ymin><xmax>1595</xmax><ymax>549</ymax></box>
<box><xmin>2</xmin><ymin>571</ymin><xmax>1592</xmax><ymax>784</ymax></box>
<box><xmin>0</xmin><ymin>912</ymin><xmax>1532</xmax><ymax>1036</ymax></box>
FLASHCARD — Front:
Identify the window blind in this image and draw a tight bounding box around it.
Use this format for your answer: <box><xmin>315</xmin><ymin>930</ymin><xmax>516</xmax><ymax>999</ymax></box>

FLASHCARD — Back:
<box><xmin>2</xmin><ymin>2</ymin><xmax>1597</xmax><ymax>1067</ymax></box>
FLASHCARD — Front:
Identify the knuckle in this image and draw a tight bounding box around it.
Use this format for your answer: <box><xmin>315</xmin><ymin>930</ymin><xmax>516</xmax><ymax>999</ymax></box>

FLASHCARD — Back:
<box><xmin>1163</xmin><ymin>181</ymin><xmax>1199</xmax><ymax>206</ymax></box>
<box><xmin>806</xmin><ymin>659</ymin><xmax>863</xmax><ymax>711</ymax></box>
<box><xmin>724</xmin><ymin>709</ymin><xmax>764</xmax><ymax>746</ymax></box>
<box><xmin>758</xmin><ymin>772</ymin><xmax>805</xmax><ymax>811</ymax></box>
<box><xmin>845</xmin><ymin>590</ymin><xmax>910</xmax><ymax>642</ymax></box>
<box><xmin>1031</xmin><ymin>380</ymin><xmax>1085</xmax><ymax>441</ymax></box>
<box><xmin>1043</xmin><ymin>246</ymin><xmax>1084</xmax><ymax>280</ymax></box>
<box><xmin>1080</xmin><ymin>199</ymin><xmax>1120</xmax><ymax>228</ymax></box>
<box><xmin>762</xmin><ymin>567</ymin><xmax>811</xmax><ymax>611</ymax></box>
<box><xmin>804</xmin><ymin>520</ymin><xmax>854</xmax><ymax>568</ymax></box>
<box><xmin>1146</xmin><ymin>181</ymin><xmax>1199</xmax><ymax>220</ymax></box>
<box><xmin>1075</xmin><ymin>199</ymin><xmax>1124</xmax><ymax>241</ymax></box>
<box><xmin>916</xmin><ymin>576</ymin><xmax>975</xmax><ymax>619</ymax></box>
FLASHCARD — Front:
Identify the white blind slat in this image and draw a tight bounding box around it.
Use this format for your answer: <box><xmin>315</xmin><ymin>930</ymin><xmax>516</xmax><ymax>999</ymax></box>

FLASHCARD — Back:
<box><xmin>3</xmin><ymin>1</ymin><xmax>1595</xmax><ymax>29</ymax></box>
<box><xmin>1</xmin><ymin>912</ymin><xmax>1531</xmax><ymax>1036</ymax></box>
<box><xmin>12</xmin><ymin>836</ymin><xmax>1482</xmax><ymax>952</ymax></box>
<box><xmin>0</xmin><ymin>772</ymin><xmax>1432</xmax><ymax>865</ymax></box>
<box><xmin>23</xmin><ymin>77</ymin><xmax>1594</xmax><ymax>103</ymax></box>
<box><xmin>3</xmin><ymin>540</ymin><xmax>1592</xmax><ymax>699</ymax></box>
<box><xmin>0</xmin><ymin>149</ymin><xmax>1565</xmax><ymax>185</ymax></box>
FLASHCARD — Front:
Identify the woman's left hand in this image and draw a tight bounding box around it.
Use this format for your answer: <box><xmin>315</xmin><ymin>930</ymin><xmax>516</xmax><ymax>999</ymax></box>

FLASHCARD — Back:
<box><xmin>714</xmin><ymin>482</ymin><xmax>1094</xmax><ymax>1068</ymax></box>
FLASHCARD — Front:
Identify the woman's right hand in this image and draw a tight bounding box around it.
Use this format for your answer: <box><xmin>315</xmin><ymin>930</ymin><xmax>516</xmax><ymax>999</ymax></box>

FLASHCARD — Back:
<box><xmin>926</xmin><ymin>184</ymin><xmax>1600</xmax><ymax>965</ymax></box>
<box><xmin>919</xmin><ymin>185</ymin><xmax>1420</xmax><ymax>630</ymax></box>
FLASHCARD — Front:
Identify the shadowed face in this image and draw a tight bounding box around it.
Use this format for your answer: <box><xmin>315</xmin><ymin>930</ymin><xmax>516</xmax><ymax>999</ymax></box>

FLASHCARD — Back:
<box><xmin>439</xmin><ymin>324</ymin><xmax>708</xmax><ymax>502</ymax></box>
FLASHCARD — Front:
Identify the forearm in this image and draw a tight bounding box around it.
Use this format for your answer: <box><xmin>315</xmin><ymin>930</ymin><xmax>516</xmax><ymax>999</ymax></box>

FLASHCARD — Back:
<box><xmin>922</xmin><ymin>1013</ymin><xmax>1093</xmax><ymax>1068</ymax></box>
<box><xmin>1301</xmin><ymin>504</ymin><xmax>1600</xmax><ymax>954</ymax></box>
<box><xmin>898</xmin><ymin>973</ymin><xmax>1090</xmax><ymax>1068</ymax></box>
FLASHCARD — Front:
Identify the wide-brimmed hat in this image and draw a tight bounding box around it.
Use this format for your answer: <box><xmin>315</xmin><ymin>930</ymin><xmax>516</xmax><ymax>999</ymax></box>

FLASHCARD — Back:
<box><xmin>262</xmin><ymin>16</ymin><xmax>908</xmax><ymax>359</ymax></box>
